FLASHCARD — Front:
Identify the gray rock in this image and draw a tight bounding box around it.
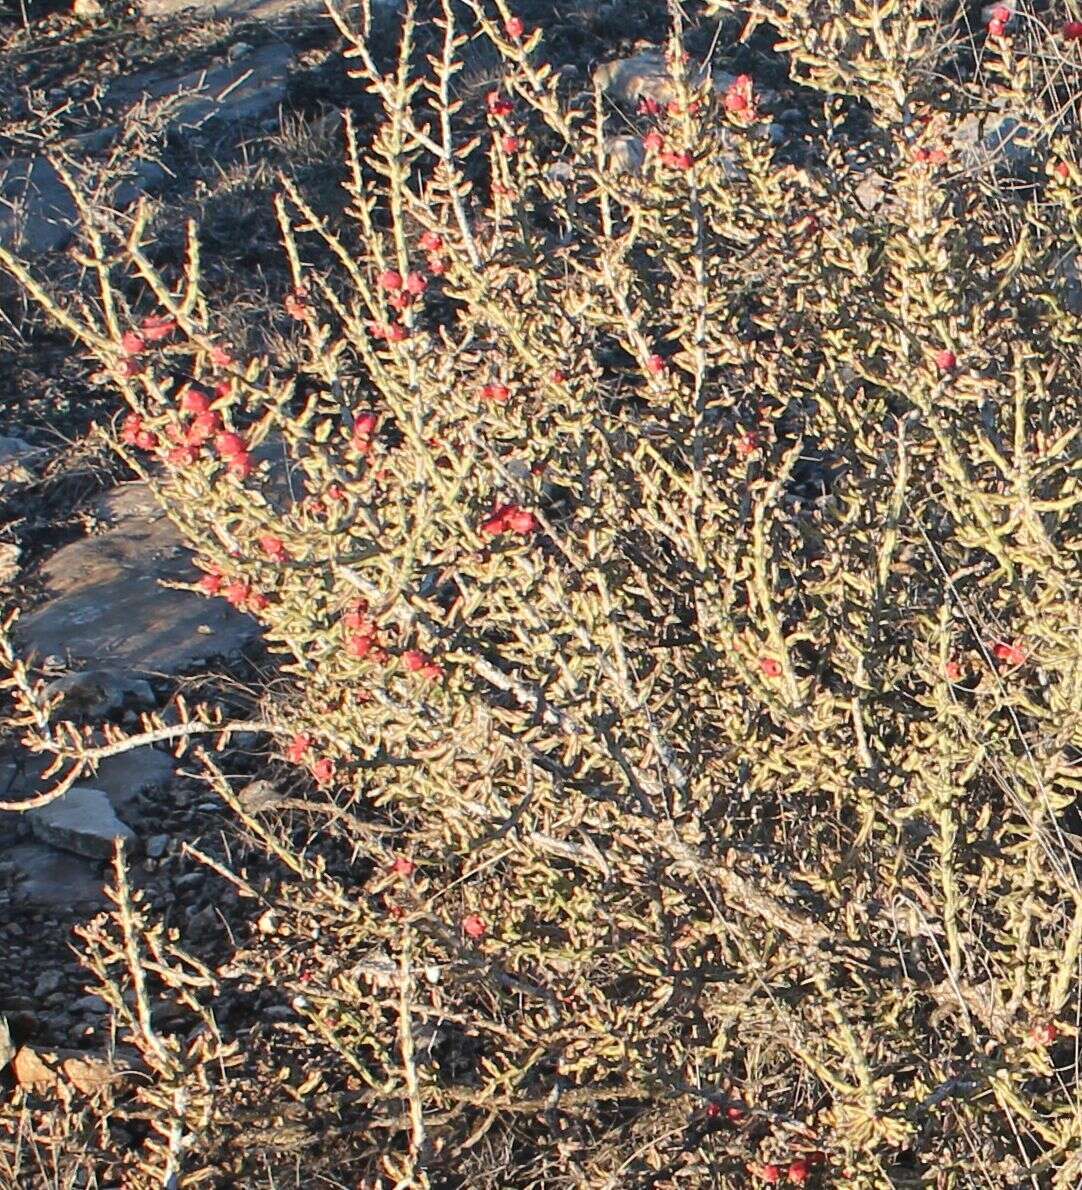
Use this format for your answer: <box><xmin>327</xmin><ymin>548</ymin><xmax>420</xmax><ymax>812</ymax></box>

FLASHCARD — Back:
<box><xmin>44</xmin><ymin>669</ymin><xmax>156</xmax><ymax>720</ymax></box>
<box><xmin>113</xmin><ymin>159</ymin><xmax>169</xmax><ymax>208</ymax></box>
<box><xmin>0</xmin><ymin>1017</ymin><xmax>12</xmax><ymax>1071</ymax></box>
<box><xmin>18</xmin><ymin>482</ymin><xmax>259</xmax><ymax>676</ymax></box>
<box><xmin>141</xmin><ymin>0</ymin><xmax>320</xmax><ymax>15</ymax></box>
<box><xmin>0</xmin><ymin>747</ymin><xmax>174</xmax><ymax>823</ymax></box>
<box><xmin>0</xmin><ymin>542</ymin><xmax>21</xmax><ymax>585</ymax></box>
<box><xmin>0</xmin><ymin>151</ymin><xmax>163</xmax><ymax>258</ymax></box>
<box><xmin>0</xmin><ymin>436</ymin><xmax>40</xmax><ymax>486</ymax></box>
<box><xmin>72</xmin><ymin>994</ymin><xmax>109</xmax><ymax>1015</ymax></box>
<box><xmin>593</xmin><ymin>49</ymin><xmax>777</xmax><ymax>110</ymax></box>
<box><xmin>27</xmin><ymin>787</ymin><xmax>136</xmax><ymax>859</ymax></box>
<box><xmin>604</xmin><ymin>135</ymin><xmax>645</xmax><ymax>176</ymax></box>
<box><xmin>0</xmin><ymin>158</ymin><xmax>78</xmax><ymax>255</ymax></box>
<box><xmin>5</xmin><ymin>842</ymin><xmax>107</xmax><ymax>908</ymax></box>
<box><xmin>145</xmin><ymin>834</ymin><xmax>169</xmax><ymax>859</ymax></box>
<box><xmin>105</xmin><ymin>45</ymin><xmax>294</xmax><ymax>133</ymax></box>
<box><xmin>953</xmin><ymin>111</ymin><xmax>1037</xmax><ymax>174</ymax></box>
<box><xmin>1056</xmin><ymin>248</ymin><xmax>1082</xmax><ymax>316</ymax></box>
<box><xmin>33</xmin><ymin>971</ymin><xmax>63</xmax><ymax>999</ymax></box>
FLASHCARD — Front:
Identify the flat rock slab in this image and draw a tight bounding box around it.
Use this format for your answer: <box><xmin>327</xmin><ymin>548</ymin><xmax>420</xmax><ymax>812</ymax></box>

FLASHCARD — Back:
<box><xmin>5</xmin><ymin>842</ymin><xmax>108</xmax><ymax>908</ymax></box>
<box><xmin>0</xmin><ymin>158</ymin><xmax>78</xmax><ymax>256</ymax></box>
<box><xmin>106</xmin><ymin>44</ymin><xmax>294</xmax><ymax>132</ymax></box>
<box><xmin>28</xmin><ymin>787</ymin><xmax>136</xmax><ymax>858</ymax></box>
<box><xmin>18</xmin><ymin>482</ymin><xmax>259</xmax><ymax>676</ymax></box>
<box><xmin>142</xmin><ymin>0</ymin><xmax>322</xmax><ymax>16</ymax></box>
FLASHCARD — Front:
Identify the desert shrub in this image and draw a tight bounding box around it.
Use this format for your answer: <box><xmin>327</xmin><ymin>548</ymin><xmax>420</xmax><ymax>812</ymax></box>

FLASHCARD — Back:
<box><xmin>2</xmin><ymin>0</ymin><xmax>1081</xmax><ymax>1185</ymax></box>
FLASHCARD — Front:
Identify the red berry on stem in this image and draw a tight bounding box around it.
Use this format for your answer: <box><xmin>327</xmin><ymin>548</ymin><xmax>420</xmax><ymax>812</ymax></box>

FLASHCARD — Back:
<box><xmin>405</xmin><ymin>271</ymin><xmax>427</xmax><ymax>295</ymax></box>
<box><xmin>392</xmin><ymin>856</ymin><xmax>416</xmax><ymax>877</ymax></box>
<box><xmin>420</xmin><ymin>230</ymin><xmax>444</xmax><ymax>252</ymax></box>
<box><xmin>216</xmin><ymin>431</ymin><xmax>247</xmax><ymax>458</ymax></box>
<box><xmin>505</xmin><ymin>15</ymin><xmax>524</xmax><ymax>38</ymax></box>
<box><xmin>199</xmin><ymin>572</ymin><xmax>222</xmax><ymax>595</ymax></box>
<box><xmin>482</xmin><ymin>382</ymin><xmax>511</xmax><ymax>404</ymax></box>
<box><xmin>1065</xmin><ymin>20</ymin><xmax>1082</xmax><ymax>39</ymax></box>
<box><xmin>167</xmin><ymin>445</ymin><xmax>198</xmax><ymax>468</ymax></box>
<box><xmin>760</xmin><ymin>657</ymin><xmax>783</xmax><ymax>678</ymax></box>
<box><xmin>225</xmin><ymin>580</ymin><xmax>251</xmax><ymax>607</ymax></box>
<box><xmin>312</xmin><ymin>757</ymin><xmax>335</xmax><ymax>786</ymax></box>
<box><xmin>228</xmin><ymin>452</ymin><xmax>255</xmax><ymax>479</ymax></box>
<box><xmin>502</xmin><ymin>134</ymin><xmax>520</xmax><ymax>154</ymax></box>
<box><xmin>180</xmin><ymin>386</ymin><xmax>212</xmax><ymax>414</ymax></box>
<box><xmin>378</xmin><ymin>269</ymin><xmax>403</xmax><ymax>291</ymax></box>
<box><xmin>646</xmin><ymin>353</ymin><xmax>666</xmax><ymax>375</ymax></box>
<box><xmin>988</xmin><ymin>17</ymin><xmax>1006</xmax><ymax>35</ymax></box>
<box><xmin>463</xmin><ymin>914</ymin><xmax>486</xmax><ymax>939</ymax></box>
<box><xmin>121</xmin><ymin>330</ymin><xmax>145</xmax><ymax>356</ymax></box>
<box><xmin>788</xmin><ymin>1158</ymin><xmax>810</xmax><ymax>1186</ymax></box>
<box><xmin>505</xmin><ymin>508</ymin><xmax>539</xmax><ymax>535</ymax></box>
<box><xmin>141</xmin><ymin>314</ymin><xmax>177</xmax><ymax>341</ymax></box>
<box><xmin>1031</xmin><ymin>1021</ymin><xmax>1058</xmax><ymax>1045</ymax></box>
<box><xmin>935</xmin><ymin>349</ymin><xmax>957</xmax><ymax>371</ymax></box>
<box><xmin>643</xmin><ymin>130</ymin><xmax>665</xmax><ymax>153</ymax></box>
<box><xmin>994</xmin><ymin>641</ymin><xmax>1026</xmax><ymax>667</ymax></box>
<box><xmin>287</xmin><ymin>733</ymin><xmax>311</xmax><ymax>763</ymax></box>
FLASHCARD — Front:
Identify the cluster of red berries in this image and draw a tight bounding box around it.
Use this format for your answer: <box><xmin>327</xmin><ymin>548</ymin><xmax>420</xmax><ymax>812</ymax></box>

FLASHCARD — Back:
<box><xmin>486</xmin><ymin>90</ymin><xmax>513</xmax><ymax>119</ymax></box>
<box><xmin>419</xmin><ymin>229</ymin><xmax>448</xmax><ymax>277</ymax></box>
<box><xmin>403</xmin><ymin>649</ymin><xmax>445</xmax><ymax>682</ymax></box>
<box><xmin>753</xmin><ymin>1151</ymin><xmax>826</xmax><ymax>1184</ymax></box>
<box><xmin>980</xmin><ymin>6</ymin><xmax>1082</xmax><ymax>38</ymax></box>
<box><xmin>369</xmin><ymin>266</ymin><xmax>433</xmax><ymax>340</ymax></box>
<box><xmin>337</xmin><ymin>599</ymin><xmax>445</xmax><ymax>681</ymax></box>
<box><xmin>259</xmin><ymin>534</ymin><xmax>290</xmax><ymax>563</ymax></box>
<box><xmin>479</xmin><ymin>503</ymin><xmax>539</xmax><ymax>536</ymax></box>
<box><xmin>343</xmin><ymin>598</ymin><xmax>390</xmax><ymax>664</ymax></box>
<box><xmin>913</xmin><ymin>146</ymin><xmax>949</xmax><ymax>166</ymax></box>
<box><xmin>641</xmin><ymin>130</ymin><xmax>693</xmax><ymax>171</ymax></box>
<box><xmin>116</xmin><ymin>313</ymin><xmax>178</xmax><ymax>377</ymax></box>
<box><xmin>121</xmin><ymin>380</ymin><xmax>255</xmax><ymax>479</ymax></box>
<box><xmin>198</xmin><ymin>568</ymin><xmax>269</xmax><ymax>613</ymax></box>
<box><xmin>120</xmin><ymin>413</ymin><xmax>158</xmax><ymax>451</ymax></box>
<box><xmin>735</xmin><ymin>430</ymin><xmax>761</xmax><ymax>458</ymax></box>
<box><xmin>993</xmin><ymin>640</ymin><xmax>1026</xmax><ymax>667</ymax></box>
<box><xmin>286</xmin><ymin>733</ymin><xmax>336</xmax><ymax>786</ymax></box>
